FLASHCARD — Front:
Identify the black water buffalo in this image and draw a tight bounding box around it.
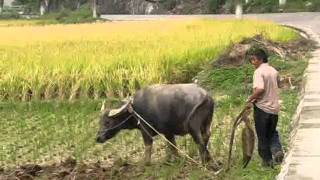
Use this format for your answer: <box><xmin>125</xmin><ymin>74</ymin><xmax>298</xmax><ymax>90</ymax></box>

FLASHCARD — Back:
<box><xmin>96</xmin><ymin>83</ymin><xmax>214</xmax><ymax>164</ymax></box>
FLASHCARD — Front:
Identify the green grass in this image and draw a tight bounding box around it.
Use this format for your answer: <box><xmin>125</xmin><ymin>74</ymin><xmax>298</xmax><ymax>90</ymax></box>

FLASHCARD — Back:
<box><xmin>0</xmin><ymin>54</ymin><xmax>307</xmax><ymax>179</ymax></box>
<box><xmin>200</xmin><ymin>56</ymin><xmax>307</xmax><ymax>179</ymax></box>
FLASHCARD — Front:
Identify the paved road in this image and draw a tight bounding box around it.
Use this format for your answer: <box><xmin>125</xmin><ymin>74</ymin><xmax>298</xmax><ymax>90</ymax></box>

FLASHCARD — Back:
<box><xmin>102</xmin><ymin>13</ymin><xmax>320</xmax><ymax>179</ymax></box>
<box><xmin>101</xmin><ymin>12</ymin><xmax>320</xmax><ymax>33</ymax></box>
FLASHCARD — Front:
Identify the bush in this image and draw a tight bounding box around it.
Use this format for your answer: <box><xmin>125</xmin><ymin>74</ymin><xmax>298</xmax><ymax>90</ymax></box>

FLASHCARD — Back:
<box><xmin>244</xmin><ymin>0</ymin><xmax>279</xmax><ymax>13</ymax></box>
<box><xmin>39</xmin><ymin>4</ymin><xmax>96</xmax><ymax>24</ymax></box>
<box><xmin>61</xmin><ymin>4</ymin><xmax>94</xmax><ymax>24</ymax></box>
<box><xmin>0</xmin><ymin>12</ymin><xmax>20</xmax><ymax>19</ymax></box>
<box><xmin>162</xmin><ymin>0</ymin><xmax>177</xmax><ymax>10</ymax></box>
<box><xmin>307</xmin><ymin>0</ymin><xmax>320</xmax><ymax>11</ymax></box>
<box><xmin>244</xmin><ymin>0</ymin><xmax>320</xmax><ymax>13</ymax></box>
<box><xmin>208</xmin><ymin>0</ymin><xmax>219</xmax><ymax>13</ymax></box>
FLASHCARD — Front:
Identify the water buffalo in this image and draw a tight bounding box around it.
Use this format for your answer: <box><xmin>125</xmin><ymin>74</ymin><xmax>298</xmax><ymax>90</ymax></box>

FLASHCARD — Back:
<box><xmin>96</xmin><ymin>83</ymin><xmax>214</xmax><ymax>164</ymax></box>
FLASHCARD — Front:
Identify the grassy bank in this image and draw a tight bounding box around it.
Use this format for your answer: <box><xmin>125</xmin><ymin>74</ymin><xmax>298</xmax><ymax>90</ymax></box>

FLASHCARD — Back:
<box><xmin>199</xmin><ymin>56</ymin><xmax>307</xmax><ymax>179</ymax></box>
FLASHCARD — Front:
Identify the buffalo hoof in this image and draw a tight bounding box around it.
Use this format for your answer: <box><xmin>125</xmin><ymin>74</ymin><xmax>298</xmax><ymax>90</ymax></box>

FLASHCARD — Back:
<box><xmin>206</xmin><ymin>160</ymin><xmax>223</xmax><ymax>172</ymax></box>
<box><xmin>96</xmin><ymin>136</ymin><xmax>104</xmax><ymax>143</ymax></box>
<box><xmin>274</xmin><ymin>151</ymin><xmax>284</xmax><ymax>165</ymax></box>
<box><xmin>261</xmin><ymin>160</ymin><xmax>274</xmax><ymax>169</ymax></box>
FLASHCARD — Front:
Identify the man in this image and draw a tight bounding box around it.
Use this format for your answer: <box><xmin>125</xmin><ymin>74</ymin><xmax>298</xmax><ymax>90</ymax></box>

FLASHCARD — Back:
<box><xmin>247</xmin><ymin>49</ymin><xmax>284</xmax><ymax>168</ymax></box>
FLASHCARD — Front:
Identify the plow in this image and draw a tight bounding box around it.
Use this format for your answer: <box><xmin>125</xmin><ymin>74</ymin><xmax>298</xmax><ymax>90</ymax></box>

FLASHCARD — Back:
<box><xmin>226</xmin><ymin>105</ymin><xmax>255</xmax><ymax>171</ymax></box>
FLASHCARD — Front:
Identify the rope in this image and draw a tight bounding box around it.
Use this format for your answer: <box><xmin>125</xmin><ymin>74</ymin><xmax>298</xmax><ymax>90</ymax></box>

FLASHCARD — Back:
<box><xmin>132</xmin><ymin>110</ymin><xmax>201</xmax><ymax>166</ymax></box>
<box><xmin>100</xmin><ymin>114</ymin><xmax>134</xmax><ymax>134</ymax></box>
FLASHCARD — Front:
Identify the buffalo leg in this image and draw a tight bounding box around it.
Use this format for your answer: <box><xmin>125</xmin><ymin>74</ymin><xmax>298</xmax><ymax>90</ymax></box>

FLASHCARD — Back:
<box><xmin>141</xmin><ymin>131</ymin><xmax>153</xmax><ymax>165</ymax></box>
<box><xmin>202</xmin><ymin>127</ymin><xmax>211</xmax><ymax>151</ymax></box>
<box><xmin>165</xmin><ymin>134</ymin><xmax>178</xmax><ymax>157</ymax></box>
<box><xmin>189</xmin><ymin>102</ymin><xmax>212</xmax><ymax>164</ymax></box>
<box><xmin>190</xmin><ymin>128</ymin><xmax>211</xmax><ymax>164</ymax></box>
<box><xmin>201</xmin><ymin>116</ymin><xmax>213</xmax><ymax>150</ymax></box>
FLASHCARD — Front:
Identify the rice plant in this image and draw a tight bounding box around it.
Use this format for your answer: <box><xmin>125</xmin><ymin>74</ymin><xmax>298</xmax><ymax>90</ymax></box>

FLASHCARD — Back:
<box><xmin>0</xmin><ymin>19</ymin><xmax>297</xmax><ymax>101</ymax></box>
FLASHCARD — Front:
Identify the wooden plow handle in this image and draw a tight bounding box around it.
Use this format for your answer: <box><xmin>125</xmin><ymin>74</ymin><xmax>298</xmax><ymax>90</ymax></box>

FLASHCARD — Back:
<box><xmin>226</xmin><ymin>106</ymin><xmax>252</xmax><ymax>171</ymax></box>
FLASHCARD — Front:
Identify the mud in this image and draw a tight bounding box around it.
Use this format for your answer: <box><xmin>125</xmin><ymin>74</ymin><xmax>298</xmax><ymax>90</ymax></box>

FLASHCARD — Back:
<box><xmin>0</xmin><ymin>157</ymin><xmax>138</xmax><ymax>180</ymax></box>
<box><xmin>0</xmin><ymin>157</ymin><xmax>223</xmax><ymax>180</ymax></box>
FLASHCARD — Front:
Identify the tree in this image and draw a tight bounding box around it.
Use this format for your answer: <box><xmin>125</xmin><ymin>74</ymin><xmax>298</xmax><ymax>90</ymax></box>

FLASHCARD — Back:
<box><xmin>14</xmin><ymin>0</ymin><xmax>40</xmax><ymax>12</ymax></box>
<box><xmin>40</xmin><ymin>0</ymin><xmax>48</xmax><ymax>15</ymax></box>
<box><xmin>279</xmin><ymin>0</ymin><xmax>286</xmax><ymax>6</ymax></box>
<box><xmin>92</xmin><ymin>0</ymin><xmax>97</xmax><ymax>18</ymax></box>
<box><xmin>0</xmin><ymin>0</ymin><xmax>4</xmax><ymax>14</ymax></box>
<box><xmin>39</xmin><ymin>0</ymin><xmax>51</xmax><ymax>15</ymax></box>
<box><xmin>14</xmin><ymin>0</ymin><xmax>88</xmax><ymax>14</ymax></box>
<box><xmin>235</xmin><ymin>0</ymin><xmax>243</xmax><ymax>19</ymax></box>
<box><xmin>77</xmin><ymin>0</ymin><xmax>81</xmax><ymax>9</ymax></box>
<box><xmin>208</xmin><ymin>0</ymin><xmax>227</xmax><ymax>13</ymax></box>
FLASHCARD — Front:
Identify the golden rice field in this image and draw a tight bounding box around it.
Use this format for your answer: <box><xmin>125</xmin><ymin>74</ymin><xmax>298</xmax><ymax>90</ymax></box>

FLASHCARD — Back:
<box><xmin>0</xmin><ymin>19</ymin><xmax>297</xmax><ymax>101</ymax></box>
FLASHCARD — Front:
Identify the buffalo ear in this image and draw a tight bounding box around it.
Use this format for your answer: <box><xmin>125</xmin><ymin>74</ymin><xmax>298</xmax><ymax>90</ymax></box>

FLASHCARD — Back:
<box><xmin>100</xmin><ymin>100</ymin><xmax>110</xmax><ymax>112</ymax></box>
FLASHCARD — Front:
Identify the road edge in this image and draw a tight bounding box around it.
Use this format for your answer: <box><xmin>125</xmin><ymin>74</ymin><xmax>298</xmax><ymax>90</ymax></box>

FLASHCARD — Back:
<box><xmin>276</xmin><ymin>25</ymin><xmax>320</xmax><ymax>180</ymax></box>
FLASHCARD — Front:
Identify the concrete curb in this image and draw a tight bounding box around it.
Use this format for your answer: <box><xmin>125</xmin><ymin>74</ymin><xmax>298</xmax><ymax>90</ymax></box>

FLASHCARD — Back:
<box><xmin>277</xmin><ymin>25</ymin><xmax>320</xmax><ymax>180</ymax></box>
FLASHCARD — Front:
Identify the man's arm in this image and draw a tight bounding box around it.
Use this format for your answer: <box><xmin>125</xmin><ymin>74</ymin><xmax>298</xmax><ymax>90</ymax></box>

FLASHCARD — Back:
<box><xmin>247</xmin><ymin>88</ymin><xmax>264</xmax><ymax>103</ymax></box>
<box><xmin>248</xmin><ymin>70</ymin><xmax>265</xmax><ymax>104</ymax></box>
<box><xmin>277</xmin><ymin>73</ymin><xmax>282</xmax><ymax>88</ymax></box>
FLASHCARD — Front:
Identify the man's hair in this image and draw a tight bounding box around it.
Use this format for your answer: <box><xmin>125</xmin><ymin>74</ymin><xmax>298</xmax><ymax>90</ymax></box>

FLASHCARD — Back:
<box><xmin>251</xmin><ymin>48</ymin><xmax>268</xmax><ymax>63</ymax></box>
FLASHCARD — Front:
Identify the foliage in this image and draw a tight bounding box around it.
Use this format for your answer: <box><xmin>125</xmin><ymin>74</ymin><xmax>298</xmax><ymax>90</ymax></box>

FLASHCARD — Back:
<box><xmin>283</xmin><ymin>0</ymin><xmax>320</xmax><ymax>12</ymax></box>
<box><xmin>244</xmin><ymin>0</ymin><xmax>279</xmax><ymax>13</ymax></box>
<box><xmin>10</xmin><ymin>0</ymin><xmax>320</xmax><ymax>16</ymax></box>
<box><xmin>39</xmin><ymin>3</ymin><xmax>95</xmax><ymax>24</ymax></box>
<box><xmin>13</xmin><ymin>0</ymin><xmax>88</xmax><ymax>13</ymax></box>
<box><xmin>0</xmin><ymin>11</ymin><xmax>20</xmax><ymax>19</ymax></box>
<box><xmin>0</xmin><ymin>4</ymin><xmax>24</xmax><ymax>19</ymax></box>
<box><xmin>244</xmin><ymin>0</ymin><xmax>320</xmax><ymax>13</ymax></box>
<box><xmin>208</xmin><ymin>0</ymin><xmax>220</xmax><ymax>13</ymax></box>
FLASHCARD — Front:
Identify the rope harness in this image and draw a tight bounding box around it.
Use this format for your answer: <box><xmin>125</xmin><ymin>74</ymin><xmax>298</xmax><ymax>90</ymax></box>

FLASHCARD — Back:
<box><xmin>101</xmin><ymin>110</ymin><xmax>200</xmax><ymax>165</ymax></box>
<box><xmin>101</xmin><ymin>101</ymin><xmax>223</xmax><ymax>174</ymax></box>
<box><xmin>132</xmin><ymin>110</ymin><xmax>201</xmax><ymax>166</ymax></box>
<box><xmin>132</xmin><ymin>110</ymin><xmax>224</xmax><ymax>174</ymax></box>
<box><xmin>100</xmin><ymin>114</ymin><xmax>134</xmax><ymax>134</ymax></box>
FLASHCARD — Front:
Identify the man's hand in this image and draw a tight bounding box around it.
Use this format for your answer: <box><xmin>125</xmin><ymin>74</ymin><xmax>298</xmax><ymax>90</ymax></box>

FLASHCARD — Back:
<box><xmin>246</xmin><ymin>95</ymin><xmax>255</xmax><ymax>104</ymax></box>
<box><xmin>246</xmin><ymin>95</ymin><xmax>255</xmax><ymax>109</ymax></box>
<box><xmin>246</xmin><ymin>102</ymin><xmax>253</xmax><ymax>109</ymax></box>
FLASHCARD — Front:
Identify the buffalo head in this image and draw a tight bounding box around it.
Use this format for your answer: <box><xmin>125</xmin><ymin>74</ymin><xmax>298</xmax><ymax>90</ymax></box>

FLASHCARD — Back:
<box><xmin>96</xmin><ymin>99</ymin><xmax>134</xmax><ymax>143</ymax></box>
